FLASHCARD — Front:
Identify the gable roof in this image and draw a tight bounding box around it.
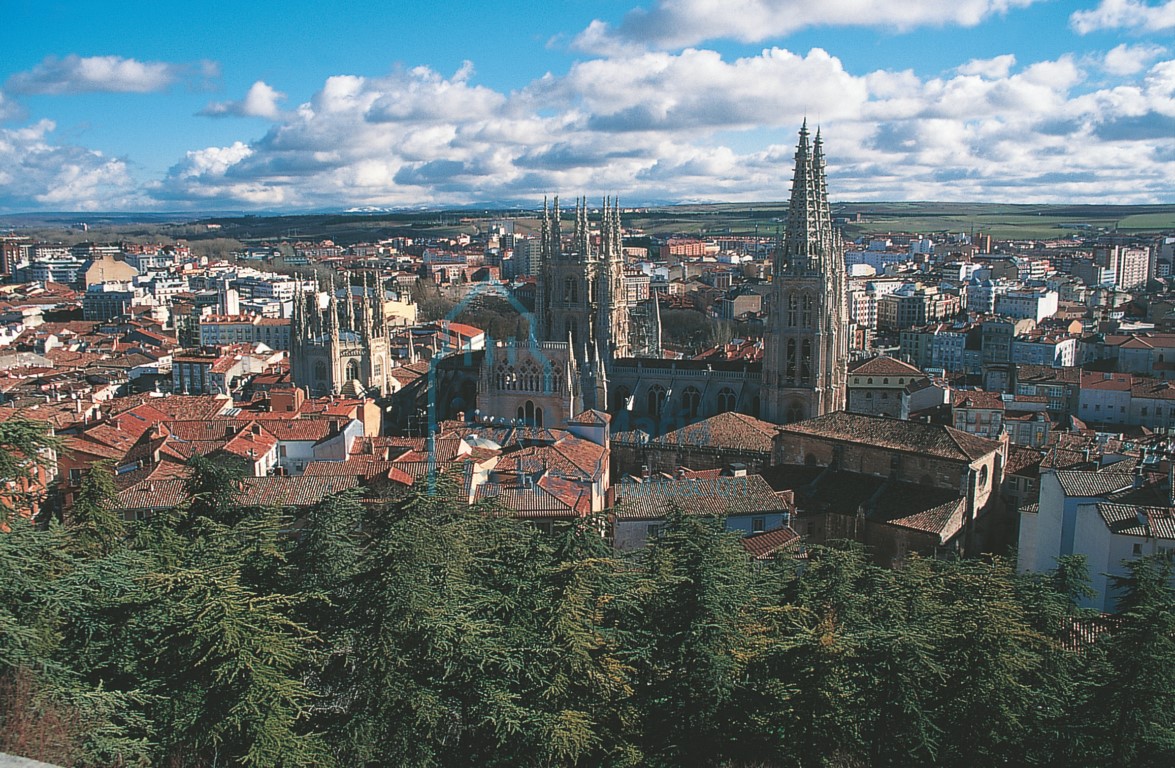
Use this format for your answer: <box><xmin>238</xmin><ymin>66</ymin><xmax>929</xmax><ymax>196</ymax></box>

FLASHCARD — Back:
<box><xmin>848</xmin><ymin>356</ymin><xmax>924</xmax><ymax>377</ymax></box>
<box><xmin>777</xmin><ymin>411</ymin><xmax>1000</xmax><ymax>462</ymax></box>
<box><xmin>654</xmin><ymin>411</ymin><xmax>778</xmax><ymax>454</ymax></box>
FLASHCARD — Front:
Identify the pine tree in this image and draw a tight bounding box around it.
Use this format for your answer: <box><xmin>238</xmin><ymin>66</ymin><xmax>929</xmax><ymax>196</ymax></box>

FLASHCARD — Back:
<box><xmin>629</xmin><ymin>508</ymin><xmax>761</xmax><ymax>767</ymax></box>
<box><xmin>1092</xmin><ymin>555</ymin><xmax>1175</xmax><ymax>767</ymax></box>
<box><xmin>64</xmin><ymin>461</ymin><xmax>125</xmax><ymax>558</ymax></box>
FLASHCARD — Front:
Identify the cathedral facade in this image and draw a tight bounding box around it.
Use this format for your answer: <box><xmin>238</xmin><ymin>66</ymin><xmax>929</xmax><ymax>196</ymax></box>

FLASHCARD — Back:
<box><xmin>290</xmin><ymin>275</ymin><xmax>392</xmax><ymax>397</ymax></box>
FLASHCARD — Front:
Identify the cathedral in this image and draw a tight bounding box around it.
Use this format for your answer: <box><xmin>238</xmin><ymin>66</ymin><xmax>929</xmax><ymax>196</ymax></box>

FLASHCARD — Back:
<box><xmin>290</xmin><ymin>274</ymin><xmax>392</xmax><ymax>397</ymax></box>
<box><xmin>472</xmin><ymin>121</ymin><xmax>848</xmax><ymax>433</ymax></box>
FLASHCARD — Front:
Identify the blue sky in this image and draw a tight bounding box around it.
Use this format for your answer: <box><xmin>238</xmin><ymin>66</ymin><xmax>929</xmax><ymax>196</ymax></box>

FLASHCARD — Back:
<box><xmin>2</xmin><ymin>0</ymin><xmax>1174</xmax><ymax>212</ymax></box>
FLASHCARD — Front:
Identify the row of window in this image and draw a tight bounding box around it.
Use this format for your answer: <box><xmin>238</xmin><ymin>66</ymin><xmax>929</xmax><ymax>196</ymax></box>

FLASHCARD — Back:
<box><xmin>614</xmin><ymin>385</ymin><xmax>739</xmax><ymax>418</ymax></box>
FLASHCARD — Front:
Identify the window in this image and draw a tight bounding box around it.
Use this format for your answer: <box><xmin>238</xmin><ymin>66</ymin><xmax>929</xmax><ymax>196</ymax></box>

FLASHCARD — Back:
<box><xmin>1133</xmin><ymin>543</ymin><xmax>1143</xmax><ymax>556</ymax></box>
<box><xmin>69</xmin><ymin>468</ymin><xmax>82</xmax><ymax>484</ymax></box>
<box><xmin>682</xmin><ymin>386</ymin><xmax>701</xmax><ymax>419</ymax></box>
<box><xmin>978</xmin><ymin>464</ymin><xmax>989</xmax><ymax>489</ymax></box>
<box><xmin>648</xmin><ymin>385</ymin><xmax>667</xmax><ymax>417</ymax></box>
<box><xmin>752</xmin><ymin>517</ymin><xmax>766</xmax><ymax>533</ymax></box>
<box><xmin>563</xmin><ymin>277</ymin><xmax>578</xmax><ymax>303</ymax></box>
<box><xmin>346</xmin><ymin>359</ymin><xmax>361</xmax><ymax>381</ymax></box>
<box><xmin>801</xmin><ymin>294</ymin><xmax>813</xmax><ymax>327</ymax></box>
<box><xmin>787</xmin><ymin>293</ymin><xmax>798</xmax><ymax>326</ymax></box>
<box><xmin>717</xmin><ymin>387</ymin><xmax>736</xmax><ymax>413</ymax></box>
<box><xmin>314</xmin><ymin>360</ymin><xmax>328</xmax><ymax>383</ymax></box>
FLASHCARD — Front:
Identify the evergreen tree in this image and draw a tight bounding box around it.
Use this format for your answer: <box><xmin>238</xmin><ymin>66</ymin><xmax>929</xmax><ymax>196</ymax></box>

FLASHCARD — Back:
<box><xmin>1092</xmin><ymin>555</ymin><xmax>1175</xmax><ymax>767</ymax></box>
<box><xmin>629</xmin><ymin>508</ymin><xmax>761</xmax><ymax>767</ymax></box>
<box><xmin>64</xmin><ymin>461</ymin><xmax>125</xmax><ymax>558</ymax></box>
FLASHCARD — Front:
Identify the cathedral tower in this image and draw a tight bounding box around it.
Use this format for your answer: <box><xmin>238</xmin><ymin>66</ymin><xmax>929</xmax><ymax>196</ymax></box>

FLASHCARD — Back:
<box><xmin>290</xmin><ymin>274</ymin><xmax>391</xmax><ymax>397</ymax></box>
<box><xmin>761</xmin><ymin>123</ymin><xmax>848</xmax><ymax>424</ymax></box>
<box><xmin>534</xmin><ymin>196</ymin><xmax>631</xmax><ymax>410</ymax></box>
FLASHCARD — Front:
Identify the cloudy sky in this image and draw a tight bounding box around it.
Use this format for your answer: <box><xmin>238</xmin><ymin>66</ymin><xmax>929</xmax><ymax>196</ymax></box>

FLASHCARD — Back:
<box><xmin>2</xmin><ymin>0</ymin><xmax>1174</xmax><ymax>212</ymax></box>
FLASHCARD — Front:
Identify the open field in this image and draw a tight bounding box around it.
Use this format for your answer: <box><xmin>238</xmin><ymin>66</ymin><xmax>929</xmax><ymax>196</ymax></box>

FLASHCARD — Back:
<box><xmin>3</xmin><ymin>202</ymin><xmax>1173</xmax><ymax>247</ymax></box>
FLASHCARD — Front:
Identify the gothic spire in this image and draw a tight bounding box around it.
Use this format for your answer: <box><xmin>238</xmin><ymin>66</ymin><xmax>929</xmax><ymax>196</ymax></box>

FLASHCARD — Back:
<box><xmin>344</xmin><ymin>273</ymin><xmax>357</xmax><ymax>333</ymax></box>
<box><xmin>551</xmin><ymin>195</ymin><xmax>562</xmax><ymax>258</ymax></box>
<box><xmin>780</xmin><ymin>121</ymin><xmax>833</xmax><ymax>275</ymax></box>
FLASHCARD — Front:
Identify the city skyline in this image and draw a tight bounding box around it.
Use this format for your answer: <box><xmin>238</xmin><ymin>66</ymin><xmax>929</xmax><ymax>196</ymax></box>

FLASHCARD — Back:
<box><xmin>2</xmin><ymin>0</ymin><xmax>1174</xmax><ymax>213</ymax></box>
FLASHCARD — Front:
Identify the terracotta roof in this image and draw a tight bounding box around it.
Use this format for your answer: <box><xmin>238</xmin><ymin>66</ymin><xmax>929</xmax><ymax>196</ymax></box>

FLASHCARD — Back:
<box><xmin>1005</xmin><ymin>446</ymin><xmax>1045</xmax><ymax>477</ymax></box>
<box><xmin>1053</xmin><ymin>470</ymin><xmax>1135</xmax><ymax>498</ymax></box>
<box><xmin>654</xmin><ymin>411</ymin><xmax>777</xmax><ymax>454</ymax></box>
<box><xmin>777</xmin><ymin>412</ymin><xmax>1000</xmax><ymax>462</ymax></box>
<box><xmin>613</xmin><ymin>473</ymin><xmax>787</xmax><ymax>520</ymax></box>
<box><xmin>474</xmin><ymin>481</ymin><xmax>584</xmax><ymax>519</ymax></box>
<box><xmin>1097</xmin><ymin>503</ymin><xmax>1175</xmax><ymax>540</ymax></box>
<box><xmin>117</xmin><ymin>475</ymin><xmax>361</xmax><ymax>511</ymax></box>
<box><xmin>740</xmin><ymin>525</ymin><xmax>801</xmax><ymax>560</ymax></box>
<box><xmin>848</xmin><ymin>356</ymin><xmax>924</xmax><ymax>377</ymax></box>
<box><xmin>569</xmin><ymin>409</ymin><xmax>611</xmax><ymax>426</ymax></box>
<box><xmin>952</xmin><ymin>390</ymin><xmax>1006</xmax><ymax>410</ymax></box>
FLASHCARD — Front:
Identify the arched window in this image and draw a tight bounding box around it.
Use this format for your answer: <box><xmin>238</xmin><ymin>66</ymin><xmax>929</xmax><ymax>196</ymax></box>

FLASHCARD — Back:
<box><xmin>786</xmin><ymin>339</ymin><xmax>796</xmax><ymax>384</ymax></box>
<box><xmin>313</xmin><ymin>360</ymin><xmax>328</xmax><ymax>383</ymax></box>
<box><xmin>802</xmin><ymin>293</ymin><xmax>814</xmax><ymax>327</ymax></box>
<box><xmin>542</xmin><ymin>361</ymin><xmax>554</xmax><ymax>393</ymax></box>
<box><xmin>520</xmin><ymin>360</ymin><xmax>540</xmax><ymax>392</ymax></box>
<box><xmin>787</xmin><ymin>293</ymin><xmax>798</xmax><ymax>327</ymax></box>
<box><xmin>801</xmin><ymin>340</ymin><xmax>812</xmax><ymax>384</ymax></box>
<box><xmin>717</xmin><ymin>387</ymin><xmax>736</xmax><ymax>413</ymax></box>
<box><xmin>535</xmin><ymin>407</ymin><xmax>544</xmax><ymax>428</ymax></box>
<box><xmin>786</xmin><ymin>402</ymin><xmax>804</xmax><ymax>424</ymax></box>
<box><xmin>346</xmin><ymin>359</ymin><xmax>360</xmax><ymax>381</ymax></box>
<box><xmin>648</xmin><ymin>385</ymin><xmax>667</xmax><ymax>417</ymax></box>
<box><xmin>682</xmin><ymin>386</ymin><xmax>701</xmax><ymax>419</ymax></box>
<box><xmin>564</xmin><ymin>277</ymin><xmax>578</xmax><ymax>304</ymax></box>
<box><xmin>978</xmin><ymin>464</ymin><xmax>989</xmax><ymax>490</ymax></box>
<box><xmin>517</xmin><ymin>406</ymin><xmax>525</xmax><ymax>423</ymax></box>
<box><xmin>525</xmin><ymin>400</ymin><xmax>536</xmax><ymax>426</ymax></box>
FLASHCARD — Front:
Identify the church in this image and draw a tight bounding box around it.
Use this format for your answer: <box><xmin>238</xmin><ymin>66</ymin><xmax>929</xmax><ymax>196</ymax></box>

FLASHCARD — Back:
<box><xmin>316</xmin><ymin>122</ymin><xmax>849</xmax><ymax>434</ymax></box>
<box><xmin>290</xmin><ymin>273</ymin><xmax>393</xmax><ymax>397</ymax></box>
<box><xmin>476</xmin><ymin>121</ymin><xmax>847</xmax><ymax>433</ymax></box>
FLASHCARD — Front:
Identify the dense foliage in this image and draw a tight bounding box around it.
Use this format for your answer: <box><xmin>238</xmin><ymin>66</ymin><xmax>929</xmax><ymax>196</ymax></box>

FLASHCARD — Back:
<box><xmin>1</xmin><ymin>453</ymin><xmax>1173</xmax><ymax>766</ymax></box>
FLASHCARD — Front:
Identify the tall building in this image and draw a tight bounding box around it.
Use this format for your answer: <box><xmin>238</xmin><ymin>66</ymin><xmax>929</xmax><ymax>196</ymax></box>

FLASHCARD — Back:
<box><xmin>761</xmin><ymin>123</ymin><xmax>849</xmax><ymax>423</ymax></box>
<box><xmin>290</xmin><ymin>274</ymin><xmax>391</xmax><ymax>397</ymax></box>
<box><xmin>530</xmin><ymin>196</ymin><xmax>631</xmax><ymax>410</ymax></box>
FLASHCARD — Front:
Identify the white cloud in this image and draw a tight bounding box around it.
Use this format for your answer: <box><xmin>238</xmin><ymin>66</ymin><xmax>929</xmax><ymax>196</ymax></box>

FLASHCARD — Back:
<box><xmin>1103</xmin><ymin>43</ymin><xmax>1167</xmax><ymax>75</ymax></box>
<box><xmin>0</xmin><ymin>120</ymin><xmax>139</xmax><ymax>210</ymax></box>
<box><xmin>142</xmin><ymin>48</ymin><xmax>1175</xmax><ymax>209</ymax></box>
<box><xmin>574</xmin><ymin>0</ymin><xmax>1041</xmax><ymax>53</ymax></box>
<box><xmin>1072</xmin><ymin>0</ymin><xmax>1175</xmax><ymax>34</ymax></box>
<box><xmin>201</xmin><ymin>81</ymin><xmax>287</xmax><ymax>119</ymax></box>
<box><xmin>0</xmin><ymin>91</ymin><xmax>22</xmax><ymax>122</ymax></box>
<box><xmin>958</xmin><ymin>55</ymin><xmax>1017</xmax><ymax>78</ymax></box>
<box><xmin>5</xmin><ymin>54</ymin><xmax>213</xmax><ymax>95</ymax></box>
